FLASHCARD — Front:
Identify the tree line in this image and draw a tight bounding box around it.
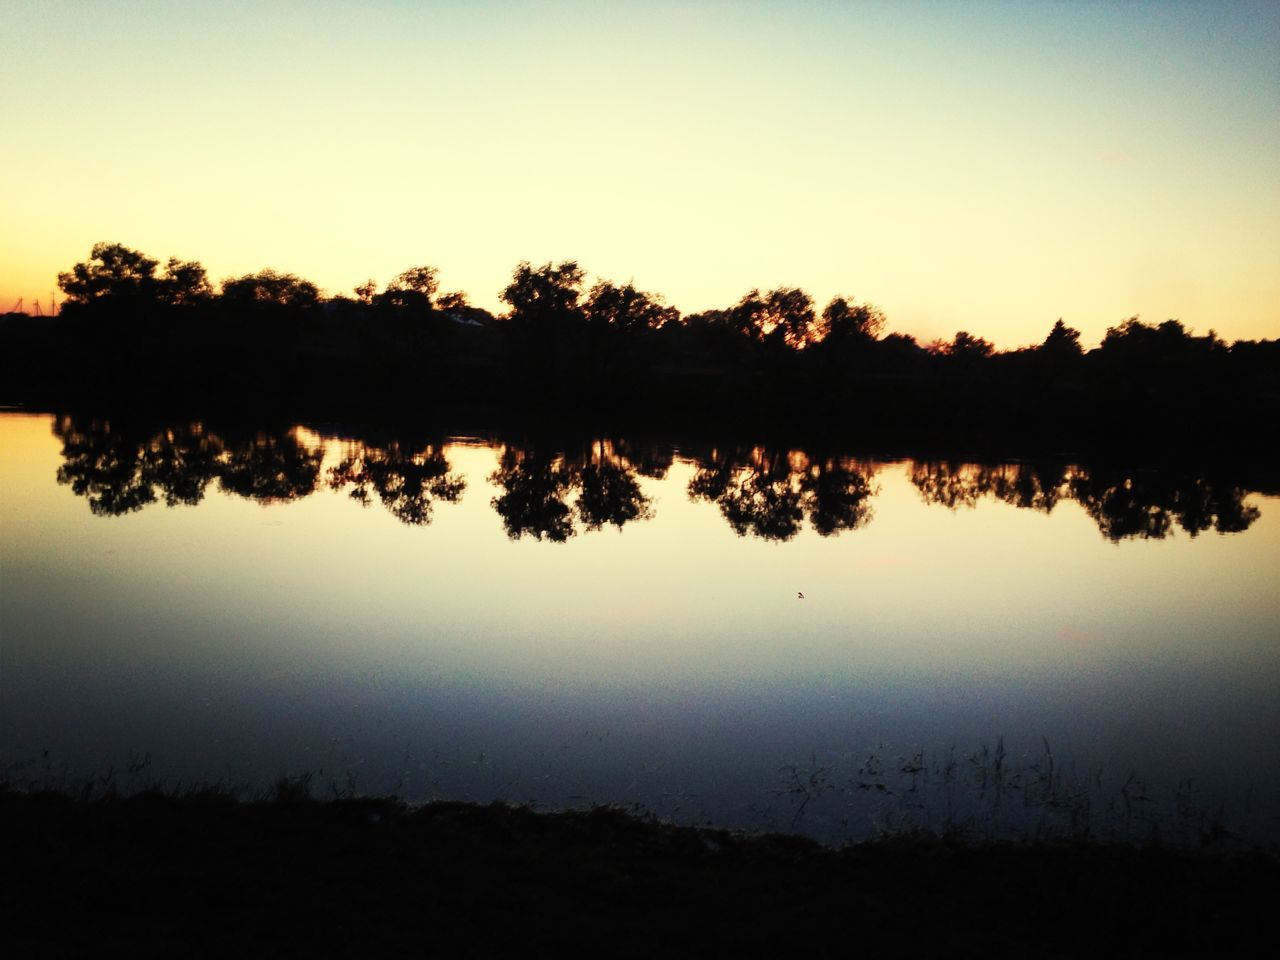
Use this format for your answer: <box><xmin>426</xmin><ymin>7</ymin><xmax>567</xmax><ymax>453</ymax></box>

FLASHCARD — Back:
<box><xmin>2</xmin><ymin>242</ymin><xmax>1277</xmax><ymax>453</ymax></box>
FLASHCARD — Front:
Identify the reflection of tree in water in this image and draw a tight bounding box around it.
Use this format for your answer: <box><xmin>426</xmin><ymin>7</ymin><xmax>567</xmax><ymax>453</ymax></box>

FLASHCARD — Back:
<box><xmin>53</xmin><ymin>415</ymin><xmax>320</xmax><ymax>514</ymax></box>
<box><xmin>55</xmin><ymin>416</ymin><xmax>224</xmax><ymax>515</ymax></box>
<box><xmin>143</xmin><ymin>425</ymin><xmax>226</xmax><ymax>506</ymax></box>
<box><xmin>328</xmin><ymin>442</ymin><xmax>465</xmax><ymax>525</ymax></box>
<box><xmin>691</xmin><ymin>448</ymin><xmax>803</xmax><ymax>540</ymax></box>
<box><xmin>1070</xmin><ymin>471</ymin><xmax>1260</xmax><ymax>541</ymax></box>
<box><xmin>488</xmin><ymin>448</ymin><xmax>576</xmax><ymax>542</ymax></box>
<box><xmin>988</xmin><ymin>463</ymin><xmax>1070</xmax><ymax>513</ymax></box>
<box><xmin>49</xmin><ymin>416</ymin><xmax>1266</xmax><ymax>543</ymax></box>
<box><xmin>1174</xmin><ymin>479</ymin><xmax>1260</xmax><ymax>535</ymax></box>
<box><xmin>689</xmin><ymin>447</ymin><xmax>877</xmax><ymax>541</ymax></box>
<box><xmin>911</xmin><ymin>462</ymin><xmax>995</xmax><ymax>511</ymax></box>
<box><xmin>55</xmin><ymin>416</ymin><xmax>155</xmax><ymax>515</ymax></box>
<box><xmin>909</xmin><ymin>459</ymin><xmax>1260</xmax><ymax>540</ymax></box>
<box><xmin>488</xmin><ymin>440</ymin><xmax>656</xmax><ymax>541</ymax></box>
<box><xmin>577</xmin><ymin>457</ymin><xmax>652</xmax><ymax>531</ymax></box>
<box><xmin>911</xmin><ymin>462</ymin><xmax>1071</xmax><ymax>513</ymax></box>
<box><xmin>611</xmin><ymin>438</ymin><xmax>674</xmax><ymax>480</ymax></box>
<box><xmin>216</xmin><ymin>432</ymin><xmax>323</xmax><ymax>503</ymax></box>
<box><xmin>801</xmin><ymin>456</ymin><xmax>877</xmax><ymax>536</ymax></box>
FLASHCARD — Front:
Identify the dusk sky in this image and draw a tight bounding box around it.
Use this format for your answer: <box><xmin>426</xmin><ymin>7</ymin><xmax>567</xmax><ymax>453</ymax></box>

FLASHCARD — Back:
<box><xmin>2</xmin><ymin>0</ymin><xmax>1277</xmax><ymax>348</ymax></box>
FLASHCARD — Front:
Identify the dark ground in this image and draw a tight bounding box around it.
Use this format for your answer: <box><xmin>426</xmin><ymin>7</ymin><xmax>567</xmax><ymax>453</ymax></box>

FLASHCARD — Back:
<box><xmin>3</xmin><ymin>788</ymin><xmax>1276</xmax><ymax>958</ymax></box>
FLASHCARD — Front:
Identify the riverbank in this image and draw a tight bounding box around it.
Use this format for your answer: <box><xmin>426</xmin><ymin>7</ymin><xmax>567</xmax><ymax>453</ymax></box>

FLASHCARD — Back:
<box><xmin>4</xmin><ymin>786</ymin><xmax>1275</xmax><ymax>956</ymax></box>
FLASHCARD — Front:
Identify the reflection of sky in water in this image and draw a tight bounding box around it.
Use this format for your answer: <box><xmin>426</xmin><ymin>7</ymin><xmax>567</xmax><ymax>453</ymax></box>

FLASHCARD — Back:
<box><xmin>2</xmin><ymin>413</ymin><xmax>1278</xmax><ymax>840</ymax></box>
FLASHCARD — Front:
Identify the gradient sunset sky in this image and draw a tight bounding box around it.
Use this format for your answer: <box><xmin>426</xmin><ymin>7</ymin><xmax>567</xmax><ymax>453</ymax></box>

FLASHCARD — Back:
<box><xmin>2</xmin><ymin>0</ymin><xmax>1277</xmax><ymax>348</ymax></box>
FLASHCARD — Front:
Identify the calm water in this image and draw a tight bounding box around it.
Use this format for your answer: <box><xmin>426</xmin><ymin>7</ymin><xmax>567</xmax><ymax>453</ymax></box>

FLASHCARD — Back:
<box><xmin>2</xmin><ymin>411</ymin><xmax>1277</xmax><ymax>842</ymax></box>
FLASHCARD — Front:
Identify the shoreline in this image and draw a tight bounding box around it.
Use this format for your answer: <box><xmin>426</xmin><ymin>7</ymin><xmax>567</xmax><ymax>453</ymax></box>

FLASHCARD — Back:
<box><xmin>5</xmin><ymin>785</ymin><xmax>1276</xmax><ymax>955</ymax></box>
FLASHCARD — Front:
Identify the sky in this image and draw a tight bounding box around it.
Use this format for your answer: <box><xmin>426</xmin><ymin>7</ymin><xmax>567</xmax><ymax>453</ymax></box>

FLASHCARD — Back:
<box><xmin>1</xmin><ymin>0</ymin><xmax>1277</xmax><ymax>349</ymax></box>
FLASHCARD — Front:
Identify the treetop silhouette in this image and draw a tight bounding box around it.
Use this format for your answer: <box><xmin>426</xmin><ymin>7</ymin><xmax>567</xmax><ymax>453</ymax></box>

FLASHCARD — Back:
<box><xmin>14</xmin><ymin>242</ymin><xmax>1276</xmax><ymax>456</ymax></box>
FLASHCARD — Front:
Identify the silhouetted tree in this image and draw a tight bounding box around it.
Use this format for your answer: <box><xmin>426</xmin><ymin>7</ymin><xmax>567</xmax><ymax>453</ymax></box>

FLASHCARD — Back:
<box><xmin>676</xmin><ymin>307</ymin><xmax>757</xmax><ymax>370</ymax></box>
<box><xmin>944</xmin><ymin>331</ymin><xmax>995</xmax><ymax>359</ymax></box>
<box><xmin>215</xmin><ymin>271</ymin><xmax>323</xmax><ymax>373</ymax></box>
<box><xmin>879</xmin><ymin>333</ymin><xmax>924</xmax><ymax>355</ymax></box>
<box><xmin>818</xmin><ymin>297</ymin><xmax>885</xmax><ymax>345</ymax></box>
<box><xmin>580</xmin><ymin>280</ymin><xmax>677</xmax><ymax>380</ymax></box>
<box><xmin>501</xmin><ymin>261</ymin><xmax>584</xmax><ymax>329</ymax></box>
<box><xmin>156</xmin><ymin>259</ymin><xmax>213</xmax><ymax>307</ymax></box>
<box><xmin>18</xmin><ymin>243</ymin><xmax>1278</xmax><ymax>452</ymax></box>
<box><xmin>221</xmin><ymin>270</ymin><xmax>320</xmax><ymax>309</ymax></box>
<box><xmin>811</xmin><ymin>297</ymin><xmax>886</xmax><ymax>391</ymax></box>
<box><xmin>729</xmin><ymin>287</ymin><xmax>820</xmax><ymax>349</ymax></box>
<box><xmin>435</xmin><ymin>290</ymin><xmax>495</xmax><ymax>326</ymax></box>
<box><xmin>387</xmin><ymin>266</ymin><xmax>439</xmax><ymax>301</ymax></box>
<box><xmin>500</xmin><ymin>261</ymin><xmax>586</xmax><ymax>380</ymax></box>
<box><xmin>56</xmin><ymin>243</ymin><xmax>160</xmax><ymax>310</ymax></box>
<box><xmin>1091</xmin><ymin>316</ymin><xmax>1240</xmax><ymax>446</ymax></box>
<box><xmin>1040</xmin><ymin>319</ymin><xmax>1082</xmax><ymax>358</ymax></box>
<box><xmin>584</xmin><ymin>281</ymin><xmax>678</xmax><ymax>336</ymax></box>
<box><xmin>436</xmin><ymin>291</ymin><xmax>468</xmax><ymax>312</ymax></box>
<box><xmin>376</xmin><ymin>266</ymin><xmax>440</xmax><ymax>314</ymax></box>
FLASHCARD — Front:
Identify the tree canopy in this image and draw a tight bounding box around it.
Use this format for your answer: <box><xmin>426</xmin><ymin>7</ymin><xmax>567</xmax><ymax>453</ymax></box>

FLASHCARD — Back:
<box><xmin>57</xmin><ymin>242</ymin><xmax>161</xmax><ymax>307</ymax></box>
<box><xmin>220</xmin><ymin>270</ymin><xmax>320</xmax><ymax>309</ymax></box>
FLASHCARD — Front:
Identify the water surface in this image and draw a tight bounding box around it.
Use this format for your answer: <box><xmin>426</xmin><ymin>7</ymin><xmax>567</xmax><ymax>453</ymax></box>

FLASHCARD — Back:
<box><xmin>2</xmin><ymin>412</ymin><xmax>1277</xmax><ymax>841</ymax></box>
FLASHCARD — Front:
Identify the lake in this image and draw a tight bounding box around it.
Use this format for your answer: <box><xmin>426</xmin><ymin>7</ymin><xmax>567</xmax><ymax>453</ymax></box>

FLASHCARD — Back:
<box><xmin>2</xmin><ymin>410</ymin><xmax>1277</xmax><ymax>843</ymax></box>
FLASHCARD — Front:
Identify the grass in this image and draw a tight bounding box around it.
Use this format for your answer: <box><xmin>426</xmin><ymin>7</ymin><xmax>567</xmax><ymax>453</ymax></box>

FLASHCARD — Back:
<box><xmin>3</xmin><ymin>778</ymin><xmax>1277</xmax><ymax>957</ymax></box>
<box><xmin>6</xmin><ymin>735</ymin><xmax>1264</xmax><ymax>850</ymax></box>
<box><xmin>769</xmin><ymin>736</ymin><xmax>1257</xmax><ymax>849</ymax></box>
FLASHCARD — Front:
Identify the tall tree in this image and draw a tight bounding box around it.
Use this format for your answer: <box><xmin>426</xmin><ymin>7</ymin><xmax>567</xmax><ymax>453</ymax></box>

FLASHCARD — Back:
<box><xmin>1040</xmin><ymin>319</ymin><xmax>1082</xmax><ymax>357</ymax></box>
<box><xmin>819</xmin><ymin>297</ymin><xmax>884</xmax><ymax>344</ymax></box>
<box><xmin>220</xmin><ymin>270</ymin><xmax>320</xmax><ymax>308</ymax></box>
<box><xmin>500</xmin><ymin>261</ymin><xmax>586</xmax><ymax>378</ymax></box>
<box><xmin>381</xmin><ymin>266</ymin><xmax>440</xmax><ymax>312</ymax></box>
<box><xmin>57</xmin><ymin>242</ymin><xmax>160</xmax><ymax>308</ymax></box>
<box><xmin>501</xmin><ymin>261</ymin><xmax>585</xmax><ymax>328</ymax></box>
<box><xmin>729</xmin><ymin>287</ymin><xmax>819</xmax><ymax>349</ymax></box>
<box><xmin>158</xmin><ymin>258</ymin><xmax>213</xmax><ymax>307</ymax></box>
<box><xmin>583</xmin><ymin>281</ymin><xmax>678</xmax><ymax>335</ymax></box>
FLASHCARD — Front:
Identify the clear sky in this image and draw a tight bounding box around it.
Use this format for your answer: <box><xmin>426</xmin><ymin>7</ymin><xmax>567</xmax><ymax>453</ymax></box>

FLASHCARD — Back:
<box><xmin>2</xmin><ymin>0</ymin><xmax>1277</xmax><ymax>348</ymax></box>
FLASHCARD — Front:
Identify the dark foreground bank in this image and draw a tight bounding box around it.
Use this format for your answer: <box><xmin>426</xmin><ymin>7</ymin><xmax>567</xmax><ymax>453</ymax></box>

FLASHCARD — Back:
<box><xmin>4</xmin><ymin>788</ymin><xmax>1276</xmax><ymax>957</ymax></box>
